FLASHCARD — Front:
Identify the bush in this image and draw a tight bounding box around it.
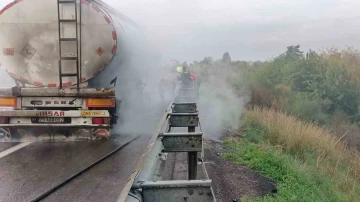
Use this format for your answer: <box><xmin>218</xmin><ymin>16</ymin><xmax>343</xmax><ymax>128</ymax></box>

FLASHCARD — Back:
<box><xmin>224</xmin><ymin>108</ymin><xmax>360</xmax><ymax>201</ymax></box>
<box><xmin>248</xmin><ymin>85</ymin><xmax>277</xmax><ymax>109</ymax></box>
<box><xmin>243</xmin><ymin>46</ymin><xmax>360</xmax><ymax>126</ymax></box>
<box><xmin>286</xmin><ymin>93</ymin><xmax>328</xmax><ymax>124</ymax></box>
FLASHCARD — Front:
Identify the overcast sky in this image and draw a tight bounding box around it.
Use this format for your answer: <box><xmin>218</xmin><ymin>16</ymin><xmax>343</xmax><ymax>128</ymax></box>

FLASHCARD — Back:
<box><xmin>103</xmin><ymin>0</ymin><xmax>360</xmax><ymax>62</ymax></box>
<box><xmin>1</xmin><ymin>0</ymin><xmax>360</xmax><ymax>62</ymax></box>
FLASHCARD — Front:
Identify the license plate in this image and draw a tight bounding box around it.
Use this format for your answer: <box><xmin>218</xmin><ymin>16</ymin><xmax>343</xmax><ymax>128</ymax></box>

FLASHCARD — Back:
<box><xmin>81</xmin><ymin>111</ymin><xmax>106</xmax><ymax>116</ymax></box>
<box><xmin>31</xmin><ymin>117</ymin><xmax>71</xmax><ymax>124</ymax></box>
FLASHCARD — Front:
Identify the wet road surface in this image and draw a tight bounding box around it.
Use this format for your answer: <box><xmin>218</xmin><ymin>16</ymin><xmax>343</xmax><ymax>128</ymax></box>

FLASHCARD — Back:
<box><xmin>0</xmin><ymin>135</ymin><xmax>150</xmax><ymax>202</ymax></box>
<box><xmin>43</xmin><ymin>135</ymin><xmax>151</xmax><ymax>202</ymax></box>
<box><xmin>0</xmin><ymin>142</ymin><xmax>19</xmax><ymax>152</ymax></box>
<box><xmin>0</xmin><ymin>101</ymin><xmax>168</xmax><ymax>202</ymax></box>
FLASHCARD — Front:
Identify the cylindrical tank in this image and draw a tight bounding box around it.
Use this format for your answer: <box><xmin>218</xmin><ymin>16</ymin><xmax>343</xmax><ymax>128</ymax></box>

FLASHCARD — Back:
<box><xmin>0</xmin><ymin>0</ymin><xmax>139</xmax><ymax>87</ymax></box>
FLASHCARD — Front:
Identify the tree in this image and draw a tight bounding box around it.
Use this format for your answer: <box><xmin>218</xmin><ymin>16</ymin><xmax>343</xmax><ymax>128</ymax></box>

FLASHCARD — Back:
<box><xmin>285</xmin><ymin>45</ymin><xmax>304</xmax><ymax>61</ymax></box>
<box><xmin>222</xmin><ymin>51</ymin><xmax>231</xmax><ymax>64</ymax></box>
<box><xmin>202</xmin><ymin>57</ymin><xmax>213</xmax><ymax>65</ymax></box>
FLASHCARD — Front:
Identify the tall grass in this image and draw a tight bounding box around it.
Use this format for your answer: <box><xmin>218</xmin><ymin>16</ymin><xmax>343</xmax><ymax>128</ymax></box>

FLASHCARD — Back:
<box><xmin>244</xmin><ymin>107</ymin><xmax>360</xmax><ymax>194</ymax></box>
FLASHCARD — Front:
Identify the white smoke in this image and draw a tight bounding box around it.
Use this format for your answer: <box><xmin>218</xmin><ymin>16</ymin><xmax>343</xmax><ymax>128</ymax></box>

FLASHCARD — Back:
<box><xmin>195</xmin><ymin>61</ymin><xmax>249</xmax><ymax>140</ymax></box>
<box><xmin>0</xmin><ymin>68</ymin><xmax>15</xmax><ymax>87</ymax></box>
<box><xmin>109</xmin><ymin>30</ymin><xmax>166</xmax><ymax>136</ymax></box>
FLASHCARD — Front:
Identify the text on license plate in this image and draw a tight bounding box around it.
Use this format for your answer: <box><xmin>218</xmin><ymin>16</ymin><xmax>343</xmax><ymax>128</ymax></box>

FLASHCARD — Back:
<box><xmin>81</xmin><ymin>111</ymin><xmax>106</xmax><ymax>116</ymax></box>
<box><xmin>31</xmin><ymin>117</ymin><xmax>70</xmax><ymax>123</ymax></box>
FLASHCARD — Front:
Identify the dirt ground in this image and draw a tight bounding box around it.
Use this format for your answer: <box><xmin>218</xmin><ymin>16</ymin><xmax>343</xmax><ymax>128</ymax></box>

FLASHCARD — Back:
<box><xmin>203</xmin><ymin>139</ymin><xmax>277</xmax><ymax>202</ymax></box>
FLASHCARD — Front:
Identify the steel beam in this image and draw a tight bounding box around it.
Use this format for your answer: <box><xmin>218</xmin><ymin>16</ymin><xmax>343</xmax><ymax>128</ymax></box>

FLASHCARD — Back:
<box><xmin>122</xmin><ymin>95</ymin><xmax>216</xmax><ymax>202</ymax></box>
<box><xmin>140</xmin><ymin>180</ymin><xmax>214</xmax><ymax>202</ymax></box>
<box><xmin>161</xmin><ymin>132</ymin><xmax>203</xmax><ymax>136</ymax></box>
<box><xmin>118</xmin><ymin>101</ymin><xmax>175</xmax><ymax>202</ymax></box>
<box><xmin>172</xmin><ymin>103</ymin><xmax>197</xmax><ymax>113</ymax></box>
<box><xmin>160</xmin><ymin>132</ymin><xmax>203</xmax><ymax>152</ymax></box>
<box><xmin>168</xmin><ymin>113</ymin><xmax>199</xmax><ymax>127</ymax></box>
<box><xmin>188</xmin><ymin>126</ymin><xmax>197</xmax><ymax>180</ymax></box>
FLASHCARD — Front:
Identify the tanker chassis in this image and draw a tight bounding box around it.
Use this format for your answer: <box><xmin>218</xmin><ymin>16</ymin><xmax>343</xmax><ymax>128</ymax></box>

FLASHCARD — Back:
<box><xmin>0</xmin><ymin>87</ymin><xmax>118</xmax><ymax>141</ymax></box>
<box><xmin>0</xmin><ymin>0</ymin><xmax>136</xmax><ymax>141</ymax></box>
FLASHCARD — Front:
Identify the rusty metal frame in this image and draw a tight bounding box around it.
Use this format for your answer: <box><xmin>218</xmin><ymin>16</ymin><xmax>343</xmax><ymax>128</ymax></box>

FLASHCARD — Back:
<box><xmin>116</xmin><ymin>101</ymin><xmax>174</xmax><ymax>202</ymax></box>
<box><xmin>168</xmin><ymin>113</ymin><xmax>199</xmax><ymax>127</ymax></box>
<box><xmin>118</xmin><ymin>85</ymin><xmax>216</xmax><ymax>202</ymax></box>
<box><xmin>0</xmin><ymin>124</ymin><xmax>110</xmax><ymax>128</ymax></box>
<box><xmin>160</xmin><ymin>132</ymin><xmax>203</xmax><ymax>152</ymax></box>
<box><xmin>0</xmin><ymin>87</ymin><xmax>115</xmax><ymax>97</ymax></box>
<box><xmin>140</xmin><ymin>180</ymin><xmax>214</xmax><ymax>202</ymax></box>
<box><xmin>172</xmin><ymin>102</ymin><xmax>197</xmax><ymax>113</ymax></box>
<box><xmin>0</xmin><ymin>110</ymin><xmax>110</xmax><ymax>117</ymax></box>
<box><xmin>20</xmin><ymin>97</ymin><xmax>85</xmax><ymax>108</ymax></box>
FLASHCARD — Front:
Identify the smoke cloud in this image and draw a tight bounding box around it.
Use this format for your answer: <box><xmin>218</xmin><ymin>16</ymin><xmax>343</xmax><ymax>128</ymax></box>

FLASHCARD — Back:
<box><xmin>112</xmin><ymin>61</ymin><xmax>167</xmax><ymax>136</ymax></box>
<box><xmin>0</xmin><ymin>68</ymin><xmax>15</xmax><ymax>87</ymax></box>
<box><xmin>108</xmin><ymin>23</ymin><xmax>166</xmax><ymax>136</ymax></box>
<box><xmin>194</xmin><ymin>61</ymin><xmax>250</xmax><ymax>140</ymax></box>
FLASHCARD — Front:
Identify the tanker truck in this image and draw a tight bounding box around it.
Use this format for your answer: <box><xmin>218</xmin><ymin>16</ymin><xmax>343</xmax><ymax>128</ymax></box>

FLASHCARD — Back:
<box><xmin>0</xmin><ymin>0</ymin><xmax>159</xmax><ymax>141</ymax></box>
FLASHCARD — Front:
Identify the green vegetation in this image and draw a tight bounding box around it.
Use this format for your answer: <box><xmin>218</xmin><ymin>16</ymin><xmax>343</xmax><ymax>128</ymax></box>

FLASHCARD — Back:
<box><xmin>224</xmin><ymin>108</ymin><xmax>360</xmax><ymax>201</ymax></box>
<box><xmin>190</xmin><ymin>46</ymin><xmax>360</xmax><ymax>201</ymax></box>
<box><xmin>191</xmin><ymin>46</ymin><xmax>360</xmax><ymax>147</ymax></box>
<box><xmin>245</xmin><ymin>46</ymin><xmax>360</xmax><ymax>125</ymax></box>
<box><xmin>192</xmin><ymin>46</ymin><xmax>360</xmax><ymax>129</ymax></box>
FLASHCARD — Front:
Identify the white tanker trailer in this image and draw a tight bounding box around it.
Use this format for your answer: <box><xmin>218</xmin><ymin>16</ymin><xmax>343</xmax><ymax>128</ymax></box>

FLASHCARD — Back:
<box><xmin>0</xmin><ymin>0</ymin><xmax>159</xmax><ymax>141</ymax></box>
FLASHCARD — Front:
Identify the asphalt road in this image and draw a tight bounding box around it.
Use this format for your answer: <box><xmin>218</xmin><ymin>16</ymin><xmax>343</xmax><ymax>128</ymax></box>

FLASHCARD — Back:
<box><xmin>0</xmin><ymin>100</ymin><xmax>167</xmax><ymax>202</ymax></box>
<box><xmin>0</xmin><ymin>142</ymin><xmax>18</xmax><ymax>152</ymax></box>
<box><xmin>0</xmin><ymin>134</ymin><xmax>150</xmax><ymax>202</ymax></box>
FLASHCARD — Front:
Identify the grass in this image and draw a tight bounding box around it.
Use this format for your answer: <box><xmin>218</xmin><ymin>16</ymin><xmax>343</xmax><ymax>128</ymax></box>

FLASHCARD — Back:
<box><xmin>223</xmin><ymin>107</ymin><xmax>360</xmax><ymax>202</ymax></box>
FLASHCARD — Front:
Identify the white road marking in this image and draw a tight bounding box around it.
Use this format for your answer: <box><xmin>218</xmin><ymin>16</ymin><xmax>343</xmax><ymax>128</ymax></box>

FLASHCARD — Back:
<box><xmin>0</xmin><ymin>142</ymin><xmax>32</xmax><ymax>159</ymax></box>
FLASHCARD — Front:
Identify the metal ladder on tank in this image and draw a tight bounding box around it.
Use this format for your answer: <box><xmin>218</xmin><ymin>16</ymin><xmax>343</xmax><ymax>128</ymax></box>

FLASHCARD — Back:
<box><xmin>57</xmin><ymin>0</ymin><xmax>81</xmax><ymax>88</ymax></box>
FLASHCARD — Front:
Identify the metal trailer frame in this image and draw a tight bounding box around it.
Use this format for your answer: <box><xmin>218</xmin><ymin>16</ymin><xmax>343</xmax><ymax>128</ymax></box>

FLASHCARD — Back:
<box><xmin>0</xmin><ymin>87</ymin><xmax>115</xmax><ymax>97</ymax></box>
<box><xmin>0</xmin><ymin>87</ymin><xmax>116</xmax><ymax>141</ymax></box>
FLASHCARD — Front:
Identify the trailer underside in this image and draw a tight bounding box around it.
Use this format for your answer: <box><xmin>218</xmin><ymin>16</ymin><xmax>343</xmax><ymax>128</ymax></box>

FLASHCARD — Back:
<box><xmin>0</xmin><ymin>87</ymin><xmax>118</xmax><ymax>142</ymax></box>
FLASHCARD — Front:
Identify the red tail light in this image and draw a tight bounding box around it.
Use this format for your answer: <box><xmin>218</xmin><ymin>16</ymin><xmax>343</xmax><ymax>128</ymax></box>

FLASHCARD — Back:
<box><xmin>92</xmin><ymin>118</ymin><xmax>103</xmax><ymax>124</ymax></box>
<box><xmin>0</xmin><ymin>117</ymin><xmax>9</xmax><ymax>124</ymax></box>
<box><xmin>92</xmin><ymin>118</ymin><xmax>111</xmax><ymax>125</ymax></box>
<box><xmin>103</xmin><ymin>118</ymin><xmax>111</xmax><ymax>124</ymax></box>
